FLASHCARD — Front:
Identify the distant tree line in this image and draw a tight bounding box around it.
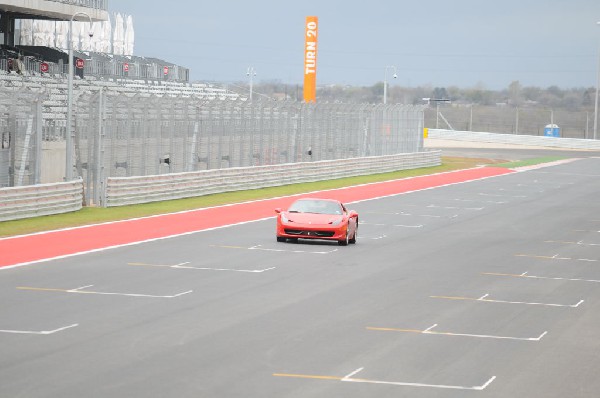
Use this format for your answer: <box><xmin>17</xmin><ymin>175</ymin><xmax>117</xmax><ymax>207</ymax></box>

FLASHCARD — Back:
<box><xmin>240</xmin><ymin>80</ymin><xmax>597</xmax><ymax>112</ymax></box>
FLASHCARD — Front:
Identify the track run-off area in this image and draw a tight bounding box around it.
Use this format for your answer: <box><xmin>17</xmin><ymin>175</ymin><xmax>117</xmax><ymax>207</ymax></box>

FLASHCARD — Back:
<box><xmin>2</xmin><ymin>155</ymin><xmax>600</xmax><ymax>397</ymax></box>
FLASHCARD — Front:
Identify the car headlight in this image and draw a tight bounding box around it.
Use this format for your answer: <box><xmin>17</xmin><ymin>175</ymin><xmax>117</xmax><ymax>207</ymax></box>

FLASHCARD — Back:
<box><xmin>281</xmin><ymin>213</ymin><xmax>289</xmax><ymax>223</ymax></box>
<box><xmin>329</xmin><ymin>217</ymin><xmax>344</xmax><ymax>226</ymax></box>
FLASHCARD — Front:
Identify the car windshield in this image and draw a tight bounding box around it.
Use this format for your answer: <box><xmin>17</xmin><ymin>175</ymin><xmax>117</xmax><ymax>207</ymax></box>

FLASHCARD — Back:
<box><xmin>288</xmin><ymin>200</ymin><xmax>342</xmax><ymax>215</ymax></box>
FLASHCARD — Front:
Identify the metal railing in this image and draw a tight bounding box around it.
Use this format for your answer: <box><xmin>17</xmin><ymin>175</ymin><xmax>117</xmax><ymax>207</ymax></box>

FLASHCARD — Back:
<box><xmin>0</xmin><ymin>180</ymin><xmax>83</xmax><ymax>221</ymax></box>
<box><xmin>45</xmin><ymin>0</ymin><xmax>108</xmax><ymax>11</ymax></box>
<box><xmin>103</xmin><ymin>151</ymin><xmax>441</xmax><ymax>207</ymax></box>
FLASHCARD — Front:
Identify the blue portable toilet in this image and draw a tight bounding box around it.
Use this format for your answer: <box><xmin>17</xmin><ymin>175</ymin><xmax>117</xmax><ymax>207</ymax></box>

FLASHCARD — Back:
<box><xmin>544</xmin><ymin>124</ymin><xmax>560</xmax><ymax>137</ymax></box>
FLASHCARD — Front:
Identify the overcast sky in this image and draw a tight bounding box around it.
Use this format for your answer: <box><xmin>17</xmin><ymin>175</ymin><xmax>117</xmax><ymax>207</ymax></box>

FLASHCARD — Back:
<box><xmin>113</xmin><ymin>0</ymin><xmax>599</xmax><ymax>90</ymax></box>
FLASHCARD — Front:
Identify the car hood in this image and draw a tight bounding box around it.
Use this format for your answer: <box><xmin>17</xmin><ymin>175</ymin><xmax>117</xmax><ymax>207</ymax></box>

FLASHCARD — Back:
<box><xmin>284</xmin><ymin>212</ymin><xmax>343</xmax><ymax>225</ymax></box>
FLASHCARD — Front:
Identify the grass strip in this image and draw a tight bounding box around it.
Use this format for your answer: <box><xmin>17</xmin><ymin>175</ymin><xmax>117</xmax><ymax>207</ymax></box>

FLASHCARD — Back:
<box><xmin>493</xmin><ymin>156</ymin><xmax>566</xmax><ymax>169</ymax></box>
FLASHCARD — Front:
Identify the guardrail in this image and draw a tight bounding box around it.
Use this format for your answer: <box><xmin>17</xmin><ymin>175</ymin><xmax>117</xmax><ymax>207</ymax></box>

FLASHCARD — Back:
<box><xmin>428</xmin><ymin>129</ymin><xmax>600</xmax><ymax>150</ymax></box>
<box><xmin>103</xmin><ymin>151</ymin><xmax>441</xmax><ymax>207</ymax></box>
<box><xmin>0</xmin><ymin>180</ymin><xmax>83</xmax><ymax>222</ymax></box>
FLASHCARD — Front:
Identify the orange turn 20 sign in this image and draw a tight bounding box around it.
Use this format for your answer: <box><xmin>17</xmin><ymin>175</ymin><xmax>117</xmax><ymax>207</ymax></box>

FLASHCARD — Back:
<box><xmin>303</xmin><ymin>16</ymin><xmax>318</xmax><ymax>103</ymax></box>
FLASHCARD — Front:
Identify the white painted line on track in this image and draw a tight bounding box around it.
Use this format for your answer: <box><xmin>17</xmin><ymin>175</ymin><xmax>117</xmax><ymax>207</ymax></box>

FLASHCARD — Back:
<box><xmin>360</xmin><ymin>234</ymin><xmax>387</xmax><ymax>240</ymax></box>
<box><xmin>484</xmin><ymin>271</ymin><xmax>600</xmax><ymax>284</ymax></box>
<box><xmin>175</xmin><ymin>264</ymin><xmax>276</xmax><ymax>273</ymax></box>
<box><xmin>515</xmin><ymin>254</ymin><xmax>598</xmax><ymax>262</ymax></box>
<box><xmin>274</xmin><ymin>368</ymin><xmax>497</xmax><ymax>391</ymax></box>
<box><xmin>250</xmin><ymin>245</ymin><xmax>338</xmax><ymax>255</ymax></box>
<box><xmin>0</xmin><ymin>323</ymin><xmax>79</xmax><ymax>335</ymax></box>
<box><xmin>478</xmin><ymin>193</ymin><xmax>527</xmax><ymax>198</ymax></box>
<box><xmin>129</xmin><ymin>261</ymin><xmax>275</xmax><ymax>273</ymax></box>
<box><xmin>361</xmin><ymin>222</ymin><xmax>424</xmax><ymax>228</ymax></box>
<box><xmin>453</xmin><ymin>198</ymin><xmax>506</xmax><ymax>204</ymax></box>
<box><xmin>431</xmin><ymin>293</ymin><xmax>584</xmax><ymax>308</ymax></box>
<box><xmin>208</xmin><ymin>244</ymin><xmax>338</xmax><ymax>255</ymax></box>
<box><xmin>17</xmin><ymin>285</ymin><xmax>193</xmax><ymax>298</ymax></box>
<box><xmin>367</xmin><ymin>323</ymin><xmax>548</xmax><ymax>341</ymax></box>
<box><xmin>343</xmin><ymin>368</ymin><xmax>364</xmax><ymax>380</ymax></box>
<box><xmin>545</xmin><ymin>240</ymin><xmax>600</xmax><ymax>247</ymax></box>
<box><xmin>362</xmin><ymin>211</ymin><xmax>454</xmax><ymax>218</ymax></box>
<box><xmin>341</xmin><ymin>368</ymin><xmax>496</xmax><ymax>391</ymax></box>
<box><xmin>426</xmin><ymin>204</ymin><xmax>484</xmax><ymax>210</ymax></box>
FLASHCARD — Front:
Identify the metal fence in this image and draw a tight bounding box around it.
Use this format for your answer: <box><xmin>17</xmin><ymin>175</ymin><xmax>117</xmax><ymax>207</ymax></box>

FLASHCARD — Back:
<box><xmin>73</xmin><ymin>94</ymin><xmax>425</xmax><ymax>204</ymax></box>
<box><xmin>425</xmin><ymin>105</ymin><xmax>596</xmax><ymax>139</ymax></box>
<box><xmin>0</xmin><ymin>88</ymin><xmax>45</xmax><ymax>188</ymax></box>
<box><xmin>0</xmin><ymin>82</ymin><xmax>426</xmax><ymax>204</ymax></box>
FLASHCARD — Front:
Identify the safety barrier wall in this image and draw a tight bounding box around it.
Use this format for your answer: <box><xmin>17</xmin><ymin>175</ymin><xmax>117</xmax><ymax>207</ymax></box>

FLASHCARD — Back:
<box><xmin>0</xmin><ymin>180</ymin><xmax>83</xmax><ymax>222</ymax></box>
<box><xmin>104</xmin><ymin>151</ymin><xmax>441</xmax><ymax>207</ymax></box>
<box><xmin>428</xmin><ymin>129</ymin><xmax>600</xmax><ymax>150</ymax></box>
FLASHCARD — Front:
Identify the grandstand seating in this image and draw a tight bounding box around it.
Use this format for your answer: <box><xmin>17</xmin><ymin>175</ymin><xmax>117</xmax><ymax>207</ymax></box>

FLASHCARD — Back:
<box><xmin>0</xmin><ymin>69</ymin><xmax>242</xmax><ymax>122</ymax></box>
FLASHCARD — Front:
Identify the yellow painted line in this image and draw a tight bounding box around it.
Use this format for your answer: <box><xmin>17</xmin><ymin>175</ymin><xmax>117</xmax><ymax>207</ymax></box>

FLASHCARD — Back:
<box><xmin>273</xmin><ymin>373</ymin><xmax>342</xmax><ymax>381</ymax></box>
<box><xmin>429</xmin><ymin>295</ymin><xmax>473</xmax><ymax>301</ymax></box>
<box><xmin>515</xmin><ymin>254</ymin><xmax>597</xmax><ymax>262</ymax></box>
<box><xmin>545</xmin><ymin>240</ymin><xmax>600</xmax><ymax>246</ymax></box>
<box><xmin>367</xmin><ymin>327</ymin><xmax>423</xmax><ymax>333</ymax></box>
<box><xmin>515</xmin><ymin>254</ymin><xmax>558</xmax><ymax>260</ymax></box>
<box><xmin>210</xmin><ymin>244</ymin><xmax>248</xmax><ymax>250</ymax></box>
<box><xmin>128</xmin><ymin>262</ymin><xmax>170</xmax><ymax>267</ymax></box>
<box><xmin>482</xmin><ymin>272</ymin><xmax>524</xmax><ymax>277</ymax></box>
<box><xmin>17</xmin><ymin>286</ymin><xmax>101</xmax><ymax>294</ymax></box>
<box><xmin>484</xmin><ymin>271</ymin><xmax>600</xmax><ymax>284</ymax></box>
<box><xmin>17</xmin><ymin>286</ymin><xmax>71</xmax><ymax>293</ymax></box>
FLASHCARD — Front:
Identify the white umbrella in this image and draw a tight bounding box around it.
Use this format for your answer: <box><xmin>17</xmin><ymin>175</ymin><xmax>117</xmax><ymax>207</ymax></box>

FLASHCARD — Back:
<box><xmin>101</xmin><ymin>15</ymin><xmax>112</xmax><ymax>53</ymax></box>
<box><xmin>113</xmin><ymin>13</ymin><xmax>124</xmax><ymax>55</ymax></box>
<box><xmin>32</xmin><ymin>20</ymin><xmax>45</xmax><ymax>45</ymax></box>
<box><xmin>70</xmin><ymin>20</ymin><xmax>81</xmax><ymax>51</ymax></box>
<box><xmin>80</xmin><ymin>21</ymin><xmax>93</xmax><ymax>51</ymax></box>
<box><xmin>92</xmin><ymin>19</ymin><xmax>103</xmax><ymax>52</ymax></box>
<box><xmin>124</xmin><ymin>15</ymin><xmax>134</xmax><ymax>56</ymax></box>
<box><xmin>19</xmin><ymin>19</ymin><xmax>33</xmax><ymax>45</ymax></box>
<box><xmin>43</xmin><ymin>20</ymin><xmax>54</xmax><ymax>47</ymax></box>
<box><xmin>56</xmin><ymin>21</ymin><xmax>68</xmax><ymax>50</ymax></box>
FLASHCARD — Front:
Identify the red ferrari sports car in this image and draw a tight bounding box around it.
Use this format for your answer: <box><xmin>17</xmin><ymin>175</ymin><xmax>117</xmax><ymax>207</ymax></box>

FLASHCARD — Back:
<box><xmin>275</xmin><ymin>198</ymin><xmax>358</xmax><ymax>246</ymax></box>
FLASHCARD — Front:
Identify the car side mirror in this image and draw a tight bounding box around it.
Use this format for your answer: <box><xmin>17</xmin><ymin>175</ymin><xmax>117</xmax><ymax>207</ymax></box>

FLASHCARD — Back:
<box><xmin>274</xmin><ymin>208</ymin><xmax>282</xmax><ymax>214</ymax></box>
<box><xmin>348</xmin><ymin>210</ymin><xmax>358</xmax><ymax>218</ymax></box>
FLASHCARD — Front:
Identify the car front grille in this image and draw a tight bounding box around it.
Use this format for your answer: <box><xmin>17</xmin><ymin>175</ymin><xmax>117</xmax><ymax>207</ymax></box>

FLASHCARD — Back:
<box><xmin>284</xmin><ymin>229</ymin><xmax>335</xmax><ymax>237</ymax></box>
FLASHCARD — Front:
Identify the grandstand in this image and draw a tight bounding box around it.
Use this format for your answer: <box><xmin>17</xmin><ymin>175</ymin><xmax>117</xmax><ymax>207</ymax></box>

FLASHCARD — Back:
<box><xmin>0</xmin><ymin>0</ymin><xmax>242</xmax><ymax>123</ymax></box>
<box><xmin>0</xmin><ymin>69</ymin><xmax>240</xmax><ymax>123</ymax></box>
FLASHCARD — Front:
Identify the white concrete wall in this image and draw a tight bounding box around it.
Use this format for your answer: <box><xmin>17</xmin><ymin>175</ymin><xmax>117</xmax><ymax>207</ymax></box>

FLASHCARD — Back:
<box><xmin>1</xmin><ymin>0</ymin><xmax>108</xmax><ymax>21</ymax></box>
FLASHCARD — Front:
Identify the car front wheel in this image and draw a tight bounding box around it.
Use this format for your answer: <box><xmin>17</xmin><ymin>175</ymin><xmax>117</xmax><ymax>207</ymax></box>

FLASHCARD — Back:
<box><xmin>349</xmin><ymin>222</ymin><xmax>357</xmax><ymax>244</ymax></box>
<box><xmin>338</xmin><ymin>229</ymin><xmax>349</xmax><ymax>246</ymax></box>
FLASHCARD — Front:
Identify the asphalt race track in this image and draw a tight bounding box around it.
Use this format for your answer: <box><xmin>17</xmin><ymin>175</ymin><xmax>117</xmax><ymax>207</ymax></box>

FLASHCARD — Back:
<box><xmin>2</xmin><ymin>150</ymin><xmax>600</xmax><ymax>397</ymax></box>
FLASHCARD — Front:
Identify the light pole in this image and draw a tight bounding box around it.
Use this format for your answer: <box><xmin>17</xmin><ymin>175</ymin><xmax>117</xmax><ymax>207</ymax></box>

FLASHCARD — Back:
<box><xmin>66</xmin><ymin>12</ymin><xmax>93</xmax><ymax>181</ymax></box>
<box><xmin>247</xmin><ymin>66</ymin><xmax>256</xmax><ymax>101</ymax></box>
<box><xmin>383</xmin><ymin>65</ymin><xmax>397</xmax><ymax>104</ymax></box>
<box><xmin>593</xmin><ymin>21</ymin><xmax>600</xmax><ymax>140</ymax></box>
